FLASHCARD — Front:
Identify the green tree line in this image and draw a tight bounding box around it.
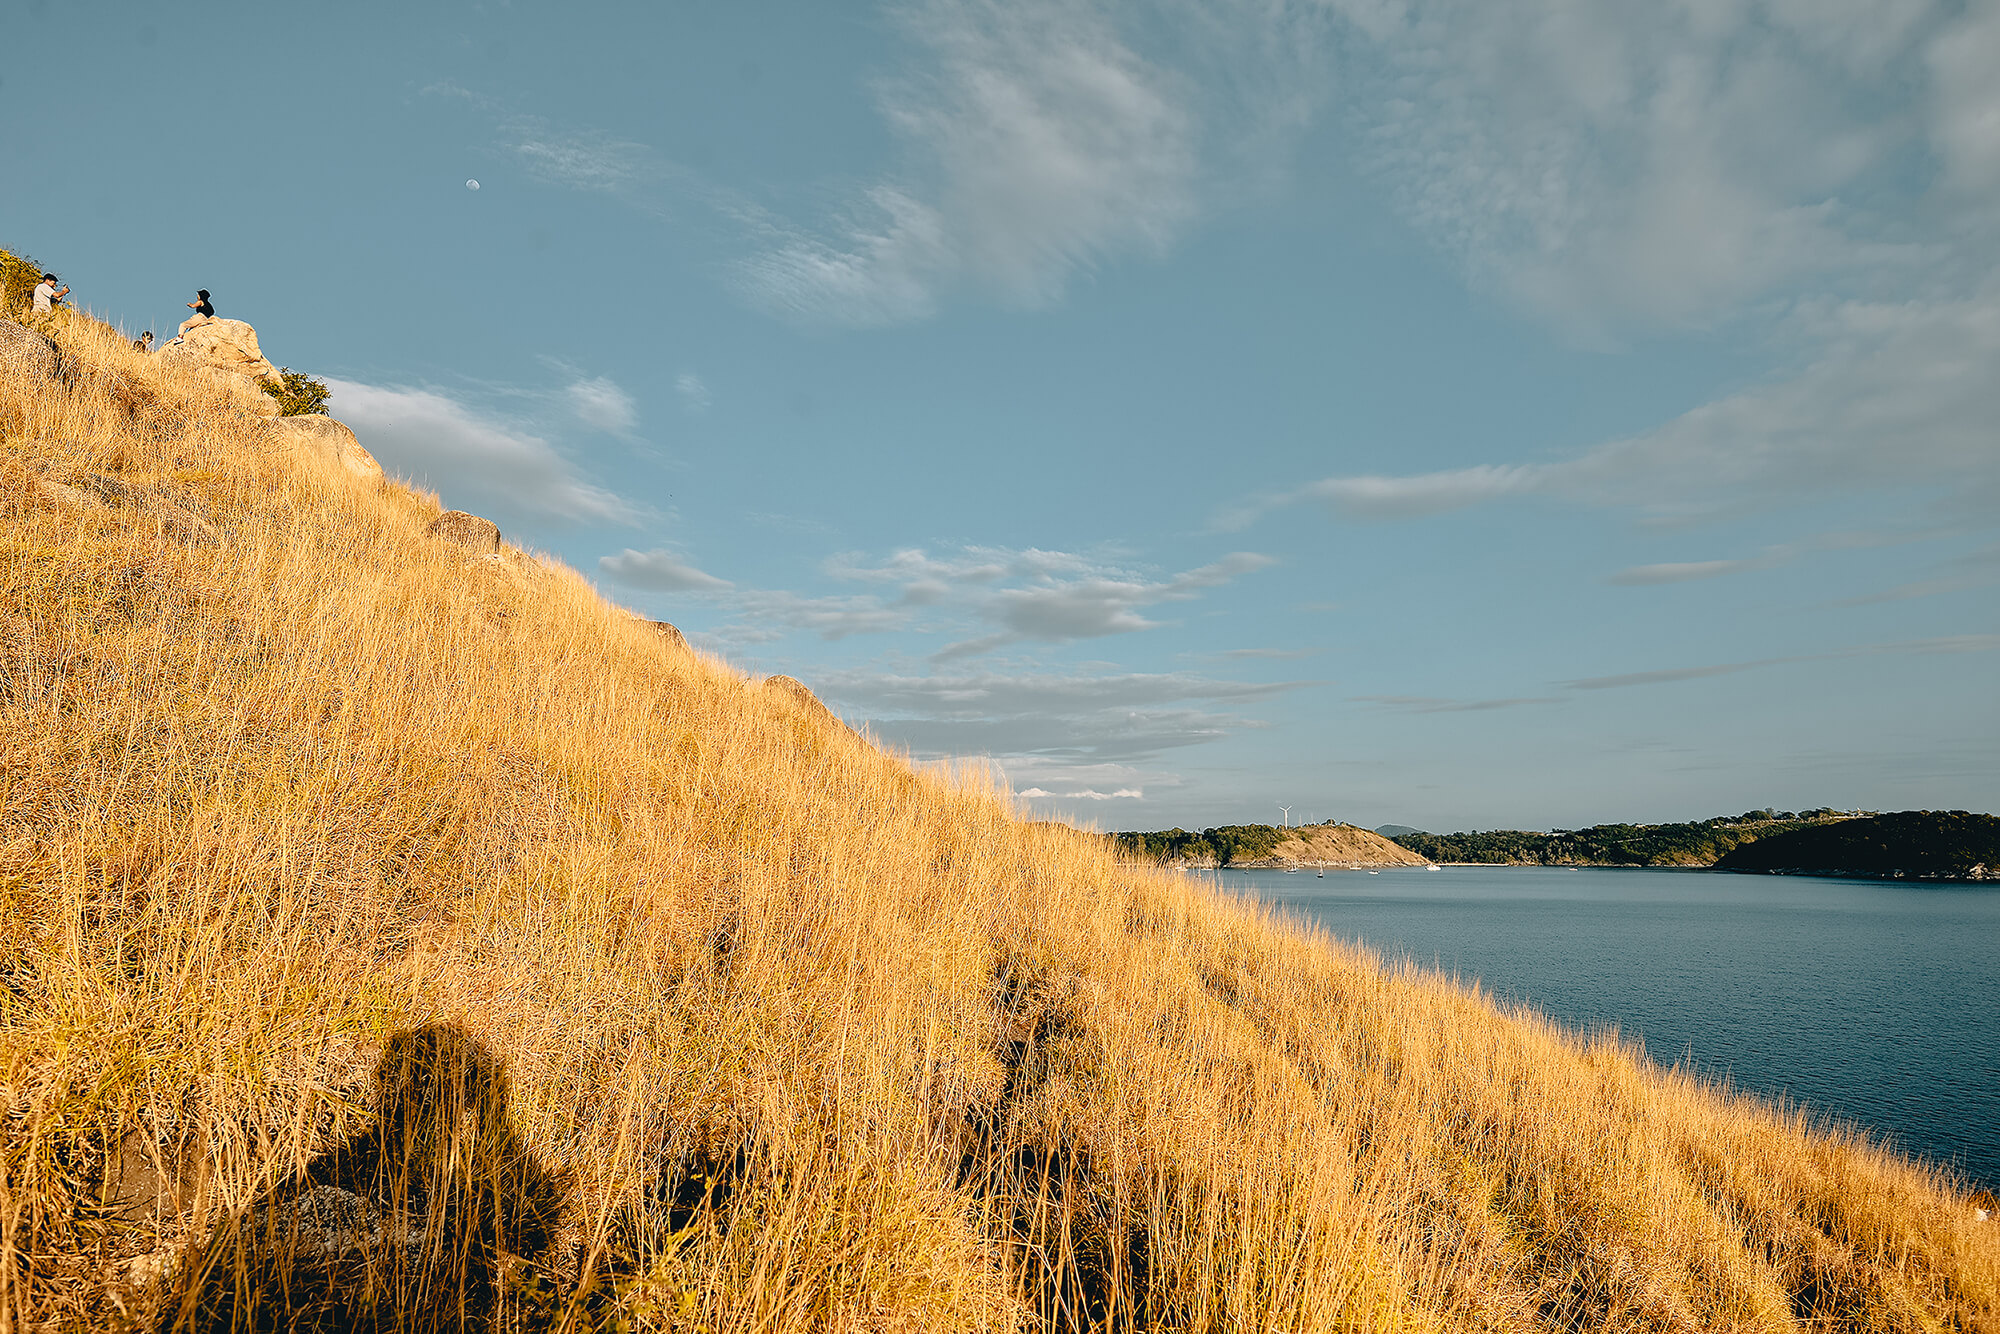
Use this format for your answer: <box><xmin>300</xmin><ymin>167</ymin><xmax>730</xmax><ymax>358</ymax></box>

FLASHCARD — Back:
<box><xmin>1391</xmin><ymin>810</ymin><xmax>1859</xmax><ymax>866</ymax></box>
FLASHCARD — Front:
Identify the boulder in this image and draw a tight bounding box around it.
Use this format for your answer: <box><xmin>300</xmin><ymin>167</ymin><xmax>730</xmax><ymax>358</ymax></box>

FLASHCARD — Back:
<box><xmin>0</xmin><ymin>319</ymin><xmax>58</xmax><ymax>381</ymax></box>
<box><xmin>427</xmin><ymin>510</ymin><xmax>501</xmax><ymax>555</ymax></box>
<box><xmin>156</xmin><ymin>318</ymin><xmax>281</xmax><ymax>418</ymax></box>
<box><xmin>764</xmin><ymin>674</ymin><xmax>837</xmax><ymax>722</ymax></box>
<box><xmin>156</xmin><ymin>318</ymin><xmax>277</xmax><ymax>381</ymax></box>
<box><xmin>269</xmin><ymin>414</ymin><xmax>382</xmax><ymax>484</ymax></box>
<box><xmin>32</xmin><ymin>475</ymin><xmax>102</xmax><ymax>511</ymax></box>
<box><xmin>78</xmin><ymin>473</ymin><xmax>219</xmax><ymax>543</ymax></box>
<box><xmin>33</xmin><ymin>470</ymin><xmax>217</xmax><ymax>542</ymax></box>
<box><xmin>649</xmin><ymin>620</ymin><xmax>688</xmax><ymax>651</ymax></box>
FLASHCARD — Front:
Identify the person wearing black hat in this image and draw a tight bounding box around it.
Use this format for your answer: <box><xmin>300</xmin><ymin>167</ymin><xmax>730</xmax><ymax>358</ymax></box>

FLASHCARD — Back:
<box><xmin>173</xmin><ymin>289</ymin><xmax>215</xmax><ymax>340</ymax></box>
<box><xmin>30</xmin><ymin>273</ymin><xmax>69</xmax><ymax>315</ymax></box>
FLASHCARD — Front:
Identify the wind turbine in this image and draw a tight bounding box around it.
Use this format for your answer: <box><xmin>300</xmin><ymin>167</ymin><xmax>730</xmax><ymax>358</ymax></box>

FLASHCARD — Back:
<box><xmin>1278</xmin><ymin>804</ymin><xmax>1292</xmax><ymax>829</ymax></box>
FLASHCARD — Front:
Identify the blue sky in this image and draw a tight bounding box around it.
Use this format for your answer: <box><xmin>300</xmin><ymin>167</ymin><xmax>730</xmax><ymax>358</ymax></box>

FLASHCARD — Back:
<box><xmin>8</xmin><ymin>0</ymin><xmax>1996</xmax><ymax>832</ymax></box>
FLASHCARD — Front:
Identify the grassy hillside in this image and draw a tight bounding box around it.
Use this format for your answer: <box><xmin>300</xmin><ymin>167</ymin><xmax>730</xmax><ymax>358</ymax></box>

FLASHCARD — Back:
<box><xmin>1715</xmin><ymin>811</ymin><xmax>2000</xmax><ymax>881</ymax></box>
<box><xmin>3</xmin><ymin>309</ymin><xmax>1996</xmax><ymax>1332</ymax></box>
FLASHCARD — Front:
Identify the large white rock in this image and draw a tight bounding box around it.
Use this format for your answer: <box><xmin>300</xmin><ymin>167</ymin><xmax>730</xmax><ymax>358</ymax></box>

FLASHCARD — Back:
<box><xmin>157</xmin><ymin>318</ymin><xmax>281</xmax><ymax>418</ymax></box>
<box><xmin>268</xmin><ymin>415</ymin><xmax>382</xmax><ymax>485</ymax></box>
<box><xmin>156</xmin><ymin>318</ymin><xmax>277</xmax><ymax>380</ymax></box>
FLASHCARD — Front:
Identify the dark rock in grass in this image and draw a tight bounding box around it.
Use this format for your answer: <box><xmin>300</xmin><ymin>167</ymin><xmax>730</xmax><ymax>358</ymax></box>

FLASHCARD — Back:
<box><xmin>0</xmin><ymin>319</ymin><xmax>59</xmax><ymax>381</ymax></box>
<box><xmin>426</xmin><ymin>510</ymin><xmax>502</xmax><ymax>555</ymax></box>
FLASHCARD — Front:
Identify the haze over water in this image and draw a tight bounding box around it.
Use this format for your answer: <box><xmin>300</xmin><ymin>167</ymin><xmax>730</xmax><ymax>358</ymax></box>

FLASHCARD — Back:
<box><xmin>1214</xmin><ymin>866</ymin><xmax>2000</xmax><ymax>1192</ymax></box>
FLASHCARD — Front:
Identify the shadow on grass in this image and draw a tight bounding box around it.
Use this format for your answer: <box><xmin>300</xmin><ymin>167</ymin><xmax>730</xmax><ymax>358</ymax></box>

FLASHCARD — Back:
<box><xmin>158</xmin><ymin>1024</ymin><xmax>564</xmax><ymax>1333</ymax></box>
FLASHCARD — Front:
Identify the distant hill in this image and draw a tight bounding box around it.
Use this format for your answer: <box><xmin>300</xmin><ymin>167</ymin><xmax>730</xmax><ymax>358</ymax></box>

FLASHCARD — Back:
<box><xmin>1391</xmin><ymin>811</ymin><xmax>1860</xmax><ymax>867</ymax></box>
<box><xmin>1714</xmin><ymin>811</ymin><xmax>1999</xmax><ymax>881</ymax></box>
<box><xmin>1114</xmin><ymin>822</ymin><xmax>1424</xmax><ymax>867</ymax></box>
<box><xmin>1374</xmin><ymin>823</ymin><xmax>1425</xmax><ymax>837</ymax></box>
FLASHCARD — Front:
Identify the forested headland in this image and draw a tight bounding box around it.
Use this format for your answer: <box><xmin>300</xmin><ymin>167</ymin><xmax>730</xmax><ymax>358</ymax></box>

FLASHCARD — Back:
<box><xmin>1713</xmin><ymin>810</ymin><xmax>1999</xmax><ymax>881</ymax></box>
<box><xmin>1390</xmin><ymin>810</ymin><xmax>1858</xmax><ymax>866</ymax></box>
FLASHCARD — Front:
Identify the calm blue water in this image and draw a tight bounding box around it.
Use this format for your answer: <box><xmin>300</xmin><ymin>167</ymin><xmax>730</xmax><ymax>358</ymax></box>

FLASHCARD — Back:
<box><xmin>1207</xmin><ymin>865</ymin><xmax>2000</xmax><ymax>1192</ymax></box>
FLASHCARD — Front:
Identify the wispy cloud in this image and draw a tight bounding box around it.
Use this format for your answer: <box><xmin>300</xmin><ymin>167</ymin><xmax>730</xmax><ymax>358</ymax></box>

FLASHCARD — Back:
<box><xmin>814</xmin><ymin>666</ymin><xmax>1312</xmax><ymax>767</ymax></box>
<box><xmin>565</xmin><ymin>375</ymin><xmax>638</xmax><ymax>434</ymax></box>
<box><xmin>1608</xmin><ymin>555</ymin><xmax>1778</xmax><ymax>586</ymax></box>
<box><xmin>674</xmin><ymin>372</ymin><xmax>711</xmax><ymax>413</ymax></box>
<box><xmin>722</xmin><ymin>590</ymin><xmax>912</xmax><ymax>642</ymax></box>
<box><xmin>326</xmin><ymin>378</ymin><xmax>637</xmax><ymax>525</ymax></box>
<box><xmin>1830</xmin><ymin>541</ymin><xmax>2000</xmax><ymax>606</ymax></box>
<box><xmin>737</xmin><ymin>0</ymin><xmax>1197</xmax><ymax>326</ymax></box>
<box><xmin>698</xmin><ymin>544</ymin><xmax>1273</xmax><ymax>656</ymax></box>
<box><xmin>1561</xmin><ymin>633</ymin><xmax>2000</xmax><ymax>691</ymax></box>
<box><xmin>1327</xmin><ymin>0</ymin><xmax>1943</xmax><ymax>333</ymax></box>
<box><xmin>1221</xmin><ymin>279</ymin><xmax>2000</xmax><ymax>532</ymax></box>
<box><xmin>599</xmin><ymin>548</ymin><xmax>733</xmax><ymax>593</ymax></box>
<box><xmin>1205</xmin><ymin>647</ymin><xmax>1320</xmax><ymax>660</ymax></box>
<box><xmin>1353</xmin><ymin>694</ymin><xmax>1567</xmax><ymax>714</ymax></box>
<box><xmin>507</xmin><ymin>122</ymin><xmax>659</xmax><ymax>194</ymax></box>
<box><xmin>1562</xmin><ymin>660</ymin><xmax>1786</xmax><ymax>691</ymax></box>
<box><xmin>1018</xmin><ymin>786</ymin><xmax>1144</xmax><ymax>800</ymax></box>
<box><xmin>939</xmin><ymin>551</ymin><xmax>1274</xmax><ymax>659</ymax></box>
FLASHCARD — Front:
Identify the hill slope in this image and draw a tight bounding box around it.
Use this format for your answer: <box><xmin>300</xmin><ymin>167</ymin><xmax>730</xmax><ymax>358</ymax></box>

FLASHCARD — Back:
<box><xmin>1255</xmin><ymin>824</ymin><xmax>1429</xmax><ymax>867</ymax></box>
<box><xmin>3</xmin><ymin>310</ymin><xmax>1995</xmax><ymax>1331</ymax></box>
<box><xmin>1112</xmin><ymin>822</ymin><xmax>1426</xmax><ymax>867</ymax></box>
<box><xmin>1394</xmin><ymin>815</ymin><xmax>1853</xmax><ymax>866</ymax></box>
<box><xmin>1715</xmin><ymin>810</ymin><xmax>2000</xmax><ymax>881</ymax></box>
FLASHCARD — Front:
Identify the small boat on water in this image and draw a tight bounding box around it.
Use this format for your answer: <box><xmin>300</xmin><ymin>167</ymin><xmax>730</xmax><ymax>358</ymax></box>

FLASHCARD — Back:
<box><xmin>1367</xmin><ymin>870</ymin><xmax>1378</xmax><ymax>875</ymax></box>
<box><xmin>1316</xmin><ymin>869</ymin><xmax>1324</xmax><ymax>878</ymax></box>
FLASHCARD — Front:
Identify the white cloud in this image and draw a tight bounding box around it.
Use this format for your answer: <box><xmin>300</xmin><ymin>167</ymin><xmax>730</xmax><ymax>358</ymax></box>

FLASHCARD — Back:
<box><xmin>1227</xmin><ymin>279</ymin><xmax>2000</xmax><ymax>529</ymax></box>
<box><xmin>1561</xmin><ymin>633</ymin><xmax>2000</xmax><ymax>691</ymax></box>
<box><xmin>599</xmin><ymin>548</ymin><xmax>733</xmax><ymax>592</ymax></box>
<box><xmin>1352</xmin><ymin>694</ymin><xmax>1566</xmax><ymax>713</ymax></box>
<box><xmin>566</xmin><ymin>375</ymin><xmax>637</xmax><ymax>434</ymax></box>
<box><xmin>814</xmin><ymin>666</ymin><xmax>1312</xmax><ymax>765</ymax></box>
<box><xmin>1326</xmin><ymin>0</ymin><xmax>1944</xmax><ymax>331</ymax></box>
<box><xmin>709</xmin><ymin>544</ymin><xmax>1273</xmax><ymax>655</ymax></box>
<box><xmin>442</xmin><ymin>2</ymin><xmax>1990</xmax><ymax>341</ymax></box>
<box><xmin>325</xmin><ymin>379</ymin><xmax>637</xmax><ymax>525</ymax></box>
<box><xmin>739</xmin><ymin>0</ymin><xmax>1196</xmax><ymax>325</ymax></box>
<box><xmin>722</xmin><ymin>590</ymin><xmax>911</xmax><ymax>641</ymax></box>
<box><xmin>1608</xmin><ymin>556</ymin><xmax>1773</xmax><ymax>586</ymax></box>
<box><xmin>675</xmin><ymin>372</ymin><xmax>711</xmax><ymax>413</ymax></box>
<box><xmin>502</xmin><ymin>119</ymin><xmax>661</xmax><ymax>195</ymax></box>
<box><xmin>1928</xmin><ymin>0</ymin><xmax>2000</xmax><ymax>195</ymax></box>
<box><xmin>1019</xmin><ymin>786</ymin><xmax>1145</xmax><ymax>800</ymax></box>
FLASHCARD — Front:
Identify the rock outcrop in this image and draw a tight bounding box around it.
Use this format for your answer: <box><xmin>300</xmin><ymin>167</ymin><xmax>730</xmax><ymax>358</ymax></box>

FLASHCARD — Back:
<box><xmin>0</xmin><ymin>319</ymin><xmax>58</xmax><ymax>381</ymax></box>
<box><xmin>268</xmin><ymin>415</ymin><xmax>382</xmax><ymax>485</ymax></box>
<box><xmin>426</xmin><ymin>510</ymin><xmax>502</xmax><ymax>555</ymax></box>
<box><xmin>32</xmin><ymin>470</ymin><xmax>218</xmax><ymax>544</ymax></box>
<box><xmin>156</xmin><ymin>318</ymin><xmax>277</xmax><ymax>380</ymax></box>
<box><xmin>156</xmin><ymin>318</ymin><xmax>280</xmax><ymax>418</ymax></box>
<box><xmin>648</xmin><ymin>620</ymin><xmax>688</xmax><ymax>651</ymax></box>
<box><xmin>762</xmin><ymin>676</ymin><xmax>859</xmax><ymax>740</ymax></box>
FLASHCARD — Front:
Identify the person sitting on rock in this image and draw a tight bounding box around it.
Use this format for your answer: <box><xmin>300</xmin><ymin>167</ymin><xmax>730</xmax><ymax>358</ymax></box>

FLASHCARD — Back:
<box><xmin>132</xmin><ymin>330</ymin><xmax>153</xmax><ymax>352</ymax></box>
<box><xmin>29</xmin><ymin>273</ymin><xmax>68</xmax><ymax>324</ymax></box>
<box><xmin>174</xmin><ymin>289</ymin><xmax>215</xmax><ymax>340</ymax></box>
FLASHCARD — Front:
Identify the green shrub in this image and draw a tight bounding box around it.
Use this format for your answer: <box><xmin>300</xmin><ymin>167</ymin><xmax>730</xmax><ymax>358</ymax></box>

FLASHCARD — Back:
<box><xmin>1</xmin><ymin>247</ymin><xmax>47</xmax><ymax>320</ymax></box>
<box><xmin>262</xmin><ymin>367</ymin><xmax>332</xmax><ymax>416</ymax></box>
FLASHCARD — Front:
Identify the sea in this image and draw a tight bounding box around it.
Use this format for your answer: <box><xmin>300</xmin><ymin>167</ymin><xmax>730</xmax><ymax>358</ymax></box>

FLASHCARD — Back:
<box><xmin>1204</xmin><ymin>865</ymin><xmax>2000</xmax><ymax>1193</ymax></box>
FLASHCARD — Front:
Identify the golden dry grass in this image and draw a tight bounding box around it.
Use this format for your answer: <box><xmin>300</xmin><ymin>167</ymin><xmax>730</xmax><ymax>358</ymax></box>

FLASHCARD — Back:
<box><xmin>1</xmin><ymin>313</ymin><xmax>1995</xmax><ymax>1332</ymax></box>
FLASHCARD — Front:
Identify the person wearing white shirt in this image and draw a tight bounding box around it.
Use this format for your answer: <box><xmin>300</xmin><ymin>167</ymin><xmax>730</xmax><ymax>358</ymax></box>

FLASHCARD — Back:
<box><xmin>30</xmin><ymin>273</ymin><xmax>68</xmax><ymax>315</ymax></box>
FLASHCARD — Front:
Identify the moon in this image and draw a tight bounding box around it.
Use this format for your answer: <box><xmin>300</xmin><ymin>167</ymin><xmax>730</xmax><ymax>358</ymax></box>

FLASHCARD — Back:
<box><xmin>466</xmin><ymin>179</ymin><xmax>481</xmax><ymax>191</ymax></box>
